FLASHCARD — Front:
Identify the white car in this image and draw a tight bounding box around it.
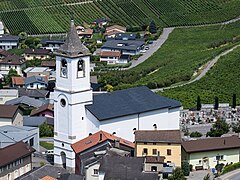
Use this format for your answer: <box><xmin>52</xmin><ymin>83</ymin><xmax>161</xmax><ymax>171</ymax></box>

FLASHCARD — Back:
<box><xmin>42</xmin><ymin>150</ymin><xmax>54</xmax><ymax>155</ymax></box>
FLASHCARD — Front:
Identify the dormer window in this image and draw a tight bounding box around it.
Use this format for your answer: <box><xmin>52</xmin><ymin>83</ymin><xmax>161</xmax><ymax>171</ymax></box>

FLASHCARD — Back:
<box><xmin>77</xmin><ymin>59</ymin><xmax>85</xmax><ymax>78</ymax></box>
<box><xmin>61</xmin><ymin>59</ymin><xmax>67</xmax><ymax>78</ymax></box>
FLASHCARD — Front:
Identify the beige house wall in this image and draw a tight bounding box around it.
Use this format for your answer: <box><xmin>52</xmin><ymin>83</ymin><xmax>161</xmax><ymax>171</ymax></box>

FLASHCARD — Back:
<box><xmin>136</xmin><ymin>142</ymin><xmax>181</xmax><ymax>167</ymax></box>
<box><xmin>183</xmin><ymin>148</ymin><xmax>240</xmax><ymax>170</ymax></box>
<box><xmin>12</xmin><ymin>111</ymin><xmax>23</xmax><ymax>126</ymax></box>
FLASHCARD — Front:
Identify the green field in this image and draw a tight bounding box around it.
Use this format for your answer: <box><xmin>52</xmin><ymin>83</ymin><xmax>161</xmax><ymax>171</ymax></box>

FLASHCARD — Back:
<box><xmin>159</xmin><ymin>46</ymin><xmax>240</xmax><ymax>109</ymax></box>
<box><xmin>99</xmin><ymin>21</ymin><xmax>240</xmax><ymax>90</ymax></box>
<box><xmin>0</xmin><ymin>0</ymin><xmax>239</xmax><ymax>34</ymax></box>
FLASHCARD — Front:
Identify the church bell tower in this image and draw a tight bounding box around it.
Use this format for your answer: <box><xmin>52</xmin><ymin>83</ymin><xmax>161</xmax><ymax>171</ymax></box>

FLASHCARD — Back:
<box><xmin>54</xmin><ymin>20</ymin><xmax>92</xmax><ymax>172</ymax></box>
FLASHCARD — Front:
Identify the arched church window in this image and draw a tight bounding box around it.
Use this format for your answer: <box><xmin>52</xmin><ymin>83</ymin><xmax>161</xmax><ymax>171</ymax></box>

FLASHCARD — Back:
<box><xmin>61</xmin><ymin>59</ymin><xmax>67</xmax><ymax>78</ymax></box>
<box><xmin>77</xmin><ymin>59</ymin><xmax>85</xmax><ymax>78</ymax></box>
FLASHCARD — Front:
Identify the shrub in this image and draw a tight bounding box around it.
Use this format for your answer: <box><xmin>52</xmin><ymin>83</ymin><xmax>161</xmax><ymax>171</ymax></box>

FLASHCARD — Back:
<box><xmin>222</xmin><ymin>162</ymin><xmax>240</xmax><ymax>175</ymax></box>
<box><xmin>190</xmin><ymin>131</ymin><xmax>202</xmax><ymax>138</ymax></box>
<box><xmin>182</xmin><ymin>161</ymin><xmax>190</xmax><ymax>176</ymax></box>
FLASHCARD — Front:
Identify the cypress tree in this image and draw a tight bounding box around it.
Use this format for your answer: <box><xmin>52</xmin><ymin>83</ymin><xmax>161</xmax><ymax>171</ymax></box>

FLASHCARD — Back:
<box><xmin>214</xmin><ymin>96</ymin><xmax>219</xmax><ymax>110</ymax></box>
<box><xmin>197</xmin><ymin>96</ymin><xmax>201</xmax><ymax>111</ymax></box>
<box><xmin>149</xmin><ymin>20</ymin><xmax>157</xmax><ymax>34</ymax></box>
<box><xmin>232</xmin><ymin>94</ymin><xmax>236</xmax><ymax>109</ymax></box>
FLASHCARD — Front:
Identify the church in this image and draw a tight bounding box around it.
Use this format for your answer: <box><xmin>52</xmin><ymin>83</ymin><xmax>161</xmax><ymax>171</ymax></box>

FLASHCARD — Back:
<box><xmin>54</xmin><ymin>20</ymin><xmax>181</xmax><ymax>172</ymax></box>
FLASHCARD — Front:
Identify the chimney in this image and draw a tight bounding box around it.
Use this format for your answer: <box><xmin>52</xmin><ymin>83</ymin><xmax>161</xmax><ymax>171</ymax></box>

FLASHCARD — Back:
<box><xmin>99</xmin><ymin>133</ymin><xmax>102</xmax><ymax>141</ymax></box>
<box><xmin>114</xmin><ymin>139</ymin><xmax>120</xmax><ymax>148</ymax></box>
<box><xmin>153</xmin><ymin>124</ymin><xmax>157</xmax><ymax>130</ymax></box>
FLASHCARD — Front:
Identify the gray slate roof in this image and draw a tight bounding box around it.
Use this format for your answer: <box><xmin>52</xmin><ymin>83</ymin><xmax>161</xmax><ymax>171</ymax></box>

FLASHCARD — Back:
<box><xmin>23</xmin><ymin>116</ymin><xmax>53</xmax><ymax>127</ymax></box>
<box><xmin>86</xmin><ymin>86</ymin><xmax>181</xmax><ymax>121</ymax></box>
<box><xmin>0</xmin><ymin>125</ymin><xmax>37</xmax><ymax>148</ymax></box>
<box><xmin>0</xmin><ymin>34</ymin><xmax>19</xmax><ymax>41</ymax></box>
<box><xmin>57</xmin><ymin>20</ymin><xmax>89</xmax><ymax>57</ymax></box>
<box><xmin>99</xmin><ymin>156</ymin><xmax>158</xmax><ymax>180</ymax></box>
<box><xmin>24</xmin><ymin>76</ymin><xmax>48</xmax><ymax>85</ymax></box>
<box><xmin>5</xmin><ymin>96</ymin><xmax>45</xmax><ymax>108</ymax></box>
<box><xmin>102</xmin><ymin>39</ymin><xmax>144</xmax><ymax>51</ymax></box>
<box><xmin>18</xmin><ymin>88</ymin><xmax>48</xmax><ymax>98</ymax></box>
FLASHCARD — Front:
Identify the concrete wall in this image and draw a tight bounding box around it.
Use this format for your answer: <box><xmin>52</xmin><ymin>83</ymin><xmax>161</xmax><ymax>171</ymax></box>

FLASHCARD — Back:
<box><xmin>136</xmin><ymin>142</ymin><xmax>181</xmax><ymax>167</ymax></box>
<box><xmin>26</xmin><ymin>71</ymin><xmax>50</xmax><ymax>78</ymax></box>
<box><xmin>0</xmin><ymin>64</ymin><xmax>25</xmax><ymax>75</ymax></box>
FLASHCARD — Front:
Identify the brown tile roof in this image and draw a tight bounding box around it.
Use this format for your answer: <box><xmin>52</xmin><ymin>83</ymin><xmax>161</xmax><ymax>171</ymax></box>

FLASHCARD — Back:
<box><xmin>106</xmin><ymin>25</ymin><xmax>126</xmax><ymax>32</ymax></box>
<box><xmin>0</xmin><ymin>49</ymin><xmax>13</xmax><ymax>57</ymax></box>
<box><xmin>41</xmin><ymin>61</ymin><xmax>56</xmax><ymax>67</ymax></box>
<box><xmin>0</xmin><ymin>141</ymin><xmax>35</xmax><ymax>167</ymax></box>
<box><xmin>71</xmin><ymin>130</ymin><xmax>134</xmax><ymax>154</ymax></box>
<box><xmin>0</xmin><ymin>55</ymin><xmax>25</xmax><ymax>65</ymax></box>
<box><xmin>30</xmin><ymin>103</ymin><xmax>54</xmax><ymax>116</ymax></box>
<box><xmin>100</xmin><ymin>51</ymin><xmax>121</xmax><ymax>57</ymax></box>
<box><xmin>182</xmin><ymin>135</ymin><xmax>240</xmax><ymax>153</ymax></box>
<box><xmin>77</xmin><ymin>28</ymin><xmax>93</xmax><ymax>35</ymax></box>
<box><xmin>135</xmin><ymin>130</ymin><xmax>182</xmax><ymax>143</ymax></box>
<box><xmin>41</xmin><ymin>176</ymin><xmax>56</xmax><ymax>180</ymax></box>
<box><xmin>25</xmin><ymin>48</ymin><xmax>51</xmax><ymax>55</ymax></box>
<box><xmin>12</xmin><ymin>76</ymin><xmax>25</xmax><ymax>85</ymax></box>
<box><xmin>0</xmin><ymin>104</ymin><xmax>19</xmax><ymax>118</ymax></box>
<box><xmin>145</xmin><ymin>156</ymin><xmax>165</xmax><ymax>163</ymax></box>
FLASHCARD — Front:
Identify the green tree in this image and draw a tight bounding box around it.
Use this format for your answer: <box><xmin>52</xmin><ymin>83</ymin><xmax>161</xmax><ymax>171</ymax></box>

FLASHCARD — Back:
<box><xmin>203</xmin><ymin>173</ymin><xmax>210</xmax><ymax>180</ymax></box>
<box><xmin>206</xmin><ymin>119</ymin><xmax>229</xmax><ymax>137</ymax></box>
<box><xmin>149</xmin><ymin>20</ymin><xmax>157</xmax><ymax>34</ymax></box>
<box><xmin>232</xmin><ymin>94</ymin><xmax>236</xmax><ymax>109</ymax></box>
<box><xmin>104</xmin><ymin>84</ymin><xmax>113</xmax><ymax>92</ymax></box>
<box><xmin>197</xmin><ymin>96</ymin><xmax>201</xmax><ymax>111</ymax></box>
<box><xmin>182</xmin><ymin>161</ymin><xmax>190</xmax><ymax>176</ymax></box>
<box><xmin>214</xmin><ymin>96</ymin><xmax>219</xmax><ymax>110</ymax></box>
<box><xmin>168</xmin><ymin>167</ymin><xmax>185</xmax><ymax>180</ymax></box>
<box><xmin>18</xmin><ymin>32</ymin><xmax>27</xmax><ymax>41</ymax></box>
<box><xmin>190</xmin><ymin>131</ymin><xmax>202</xmax><ymax>138</ymax></box>
<box><xmin>39</xmin><ymin>122</ymin><xmax>54</xmax><ymax>137</ymax></box>
<box><xmin>232</xmin><ymin>121</ymin><xmax>240</xmax><ymax>133</ymax></box>
<box><xmin>5</xmin><ymin>68</ymin><xmax>19</xmax><ymax>85</ymax></box>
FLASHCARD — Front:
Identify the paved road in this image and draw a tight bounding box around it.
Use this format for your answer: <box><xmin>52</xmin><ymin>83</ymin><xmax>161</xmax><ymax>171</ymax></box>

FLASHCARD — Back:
<box><xmin>153</xmin><ymin>44</ymin><xmax>240</xmax><ymax>92</ymax></box>
<box><xmin>217</xmin><ymin>169</ymin><xmax>240</xmax><ymax>180</ymax></box>
<box><xmin>125</xmin><ymin>27</ymin><xmax>174</xmax><ymax>69</ymax></box>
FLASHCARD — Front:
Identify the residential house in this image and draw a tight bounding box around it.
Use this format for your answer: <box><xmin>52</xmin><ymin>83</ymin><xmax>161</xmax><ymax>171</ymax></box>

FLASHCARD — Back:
<box><xmin>0</xmin><ymin>125</ymin><xmax>39</xmax><ymax>151</ymax></box>
<box><xmin>41</xmin><ymin>61</ymin><xmax>56</xmax><ymax>70</ymax></box>
<box><xmin>0</xmin><ymin>34</ymin><xmax>19</xmax><ymax>50</ymax></box>
<box><xmin>23</xmin><ymin>116</ymin><xmax>53</xmax><ymax>127</ymax></box>
<box><xmin>5</xmin><ymin>96</ymin><xmax>45</xmax><ymax>115</ymax></box>
<box><xmin>93</xmin><ymin>17</ymin><xmax>110</xmax><ymax>27</ymax></box>
<box><xmin>77</xmin><ymin>28</ymin><xmax>93</xmax><ymax>38</ymax></box>
<box><xmin>17</xmin><ymin>164</ymin><xmax>84</xmax><ymax>180</ymax></box>
<box><xmin>100</xmin><ymin>51</ymin><xmax>121</xmax><ymax>64</ymax></box>
<box><xmin>135</xmin><ymin>130</ymin><xmax>182</xmax><ymax>167</ymax></box>
<box><xmin>115</xmin><ymin>33</ymin><xmax>136</xmax><ymax>40</ymax></box>
<box><xmin>119</xmin><ymin>54</ymin><xmax>131</xmax><ymax>64</ymax></box>
<box><xmin>0</xmin><ymin>54</ymin><xmax>26</xmax><ymax>75</ymax></box>
<box><xmin>23</xmin><ymin>67</ymin><xmax>51</xmax><ymax>78</ymax></box>
<box><xmin>12</xmin><ymin>76</ymin><xmax>48</xmax><ymax>89</ymax></box>
<box><xmin>0</xmin><ymin>141</ymin><xmax>35</xmax><ymax>180</ymax></box>
<box><xmin>18</xmin><ymin>88</ymin><xmax>49</xmax><ymax>100</ymax></box>
<box><xmin>101</xmin><ymin>39</ymin><xmax>145</xmax><ymax>55</ymax></box>
<box><xmin>71</xmin><ymin>130</ymin><xmax>135</xmax><ymax>176</ymax></box>
<box><xmin>0</xmin><ymin>21</ymin><xmax>4</xmax><ymax>35</ymax></box>
<box><xmin>24</xmin><ymin>76</ymin><xmax>48</xmax><ymax>89</ymax></box>
<box><xmin>0</xmin><ymin>105</ymin><xmax>23</xmax><ymax>126</ymax></box>
<box><xmin>104</xmin><ymin>25</ymin><xmax>126</xmax><ymax>38</ymax></box>
<box><xmin>40</xmin><ymin>39</ymin><xmax>64</xmax><ymax>52</ymax></box>
<box><xmin>182</xmin><ymin>135</ymin><xmax>240</xmax><ymax>170</ymax></box>
<box><xmin>24</xmin><ymin>48</ymin><xmax>51</xmax><ymax>61</ymax></box>
<box><xmin>0</xmin><ymin>49</ymin><xmax>12</xmax><ymax>59</ymax></box>
<box><xmin>99</xmin><ymin>156</ymin><xmax>159</xmax><ymax>180</ymax></box>
<box><xmin>30</xmin><ymin>103</ymin><xmax>54</xmax><ymax>118</ymax></box>
<box><xmin>0</xmin><ymin>89</ymin><xmax>18</xmax><ymax>104</ymax></box>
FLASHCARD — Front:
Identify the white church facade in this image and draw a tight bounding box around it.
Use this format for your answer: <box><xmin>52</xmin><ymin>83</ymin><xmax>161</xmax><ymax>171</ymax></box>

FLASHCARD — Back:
<box><xmin>54</xmin><ymin>20</ymin><xmax>181</xmax><ymax>172</ymax></box>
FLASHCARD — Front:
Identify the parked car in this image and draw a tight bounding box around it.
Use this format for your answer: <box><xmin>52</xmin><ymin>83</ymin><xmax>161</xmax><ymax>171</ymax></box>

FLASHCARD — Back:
<box><xmin>145</xmin><ymin>46</ymin><xmax>150</xmax><ymax>50</ymax></box>
<box><xmin>42</xmin><ymin>149</ymin><xmax>54</xmax><ymax>155</ymax></box>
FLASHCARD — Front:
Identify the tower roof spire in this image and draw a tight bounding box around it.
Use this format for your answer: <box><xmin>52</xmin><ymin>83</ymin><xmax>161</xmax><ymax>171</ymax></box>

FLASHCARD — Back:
<box><xmin>57</xmin><ymin>19</ymin><xmax>90</xmax><ymax>57</ymax></box>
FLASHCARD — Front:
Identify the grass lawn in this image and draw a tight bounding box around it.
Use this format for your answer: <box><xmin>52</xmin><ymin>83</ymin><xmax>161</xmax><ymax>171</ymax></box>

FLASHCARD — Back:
<box><xmin>40</xmin><ymin>141</ymin><xmax>54</xmax><ymax>150</ymax></box>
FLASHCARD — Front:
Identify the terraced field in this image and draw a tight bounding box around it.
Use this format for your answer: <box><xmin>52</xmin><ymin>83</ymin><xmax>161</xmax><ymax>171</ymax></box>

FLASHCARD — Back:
<box><xmin>0</xmin><ymin>0</ymin><xmax>239</xmax><ymax>34</ymax></box>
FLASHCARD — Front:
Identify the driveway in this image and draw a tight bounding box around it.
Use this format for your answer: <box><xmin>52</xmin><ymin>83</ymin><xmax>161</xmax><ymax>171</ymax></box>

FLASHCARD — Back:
<box><xmin>125</xmin><ymin>27</ymin><xmax>175</xmax><ymax>69</ymax></box>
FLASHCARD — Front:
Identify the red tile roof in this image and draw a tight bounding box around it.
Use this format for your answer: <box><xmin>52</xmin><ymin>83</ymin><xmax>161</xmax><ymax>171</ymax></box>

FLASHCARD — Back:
<box><xmin>106</xmin><ymin>25</ymin><xmax>126</xmax><ymax>32</ymax></box>
<box><xmin>30</xmin><ymin>103</ymin><xmax>54</xmax><ymax>116</ymax></box>
<box><xmin>25</xmin><ymin>48</ymin><xmax>51</xmax><ymax>55</ymax></box>
<box><xmin>71</xmin><ymin>131</ymin><xmax>134</xmax><ymax>154</ymax></box>
<box><xmin>0</xmin><ymin>141</ymin><xmax>35</xmax><ymax>167</ymax></box>
<box><xmin>12</xmin><ymin>76</ymin><xmax>25</xmax><ymax>85</ymax></box>
<box><xmin>0</xmin><ymin>55</ymin><xmax>25</xmax><ymax>65</ymax></box>
<box><xmin>41</xmin><ymin>176</ymin><xmax>56</xmax><ymax>180</ymax></box>
<box><xmin>100</xmin><ymin>51</ymin><xmax>121</xmax><ymax>57</ymax></box>
<box><xmin>77</xmin><ymin>28</ymin><xmax>93</xmax><ymax>35</ymax></box>
<box><xmin>41</xmin><ymin>61</ymin><xmax>56</xmax><ymax>67</ymax></box>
